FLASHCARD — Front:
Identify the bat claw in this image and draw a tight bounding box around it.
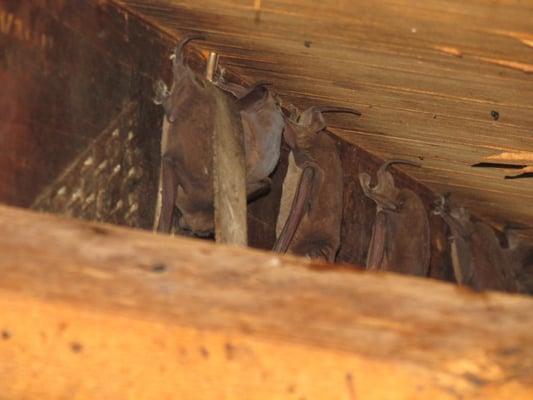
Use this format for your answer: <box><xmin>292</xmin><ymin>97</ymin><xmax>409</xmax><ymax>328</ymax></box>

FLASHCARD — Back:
<box><xmin>306</xmin><ymin>246</ymin><xmax>333</xmax><ymax>262</ymax></box>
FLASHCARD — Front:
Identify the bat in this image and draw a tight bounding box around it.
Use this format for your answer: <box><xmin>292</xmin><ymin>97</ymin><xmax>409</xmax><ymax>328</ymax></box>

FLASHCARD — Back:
<box><xmin>502</xmin><ymin>226</ymin><xmax>533</xmax><ymax>293</ymax></box>
<box><xmin>359</xmin><ymin>160</ymin><xmax>430</xmax><ymax>276</ymax></box>
<box><xmin>153</xmin><ymin>34</ymin><xmax>219</xmax><ymax>236</ymax></box>
<box><xmin>433</xmin><ymin>195</ymin><xmax>519</xmax><ymax>291</ymax></box>
<box><xmin>213</xmin><ymin>76</ymin><xmax>286</xmax><ymax>200</ymax></box>
<box><xmin>273</xmin><ymin>106</ymin><xmax>361</xmax><ymax>262</ymax></box>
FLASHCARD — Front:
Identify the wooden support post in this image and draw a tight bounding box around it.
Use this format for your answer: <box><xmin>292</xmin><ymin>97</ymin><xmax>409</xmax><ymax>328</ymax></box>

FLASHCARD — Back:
<box><xmin>207</xmin><ymin>52</ymin><xmax>248</xmax><ymax>246</ymax></box>
<box><xmin>0</xmin><ymin>204</ymin><xmax>532</xmax><ymax>399</ymax></box>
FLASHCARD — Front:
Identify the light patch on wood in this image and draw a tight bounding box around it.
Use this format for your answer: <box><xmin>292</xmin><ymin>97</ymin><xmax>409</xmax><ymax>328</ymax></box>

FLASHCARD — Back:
<box><xmin>506</xmin><ymin>166</ymin><xmax>533</xmax><ymax>178</ymax></box>
<box><xmin>476</xmin><ymin>57</ymin><xmax>533</xmax><ymax>74</ymax></box>
<box><xmin>80</xmin><ymin>268</ymin><xmax>114</xmax><ymax>280</ymax></box>
<box><xmin>434</xmin><ymin>45</ymin><xmax>463</xmax><ymax>58</ymax></box>
<box><xmin>520</xmin><ymin>39</ymin><xmax>533</xmax><ymax>48</ymax></box>
<box><xmin>519</xmin><ymin>166</ymin><xmax>533</xmax><ymax>173</ymax></box>
<box><xmin>254</xmin><ymin>0</ymin><xmax>261</xmax><ymax>22</ymax></box>
<box><xmin>490</xmin><ymin>30</ymin><xmax>533</xmax><ymax>49</ymax></box>
<box><xmin>486</xmin><ymin>151</ymin><xmax>533</xmax><ymax>163</ymax></box>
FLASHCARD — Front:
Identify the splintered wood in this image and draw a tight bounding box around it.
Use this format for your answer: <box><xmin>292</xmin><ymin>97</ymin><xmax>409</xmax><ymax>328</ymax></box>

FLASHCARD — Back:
<box><xmin>0</xmin><ymin>204</ymin><xmax>533</xmax><ymax>399</ymax></box>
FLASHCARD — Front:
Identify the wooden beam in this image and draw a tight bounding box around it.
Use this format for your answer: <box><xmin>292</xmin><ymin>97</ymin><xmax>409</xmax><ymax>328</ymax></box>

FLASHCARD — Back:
<box><xmin>0</xmin><ymin>1</ymin><xmax>167</xmax><ymax>220</ymax></box>
<box><xmin>208</xmin><ymin>53</ymin><xmax>248</xmax><ymax>246</ymax></box>
<box><xmin>0</xmin><ymin>204</ymin><xmax>532</xmax><ymax>399</ymax></box>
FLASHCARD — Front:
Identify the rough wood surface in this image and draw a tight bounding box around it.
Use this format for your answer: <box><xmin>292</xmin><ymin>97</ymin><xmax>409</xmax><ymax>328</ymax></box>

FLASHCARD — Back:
<box><xmin>212</xmin><ymin>87</ymin><xmax>248</xmax><ymax>245</ymax></box>
<box><xmin>115</xmin><ymin>0</ymin><xmax>533</xmax><ymax>240</ymax></box>
<box><xmin>0</xmin><ymin>1</ymin><xmax>163</xmax><ymax>214</ymax></box>
<box><xmin>0</xmin><ymin>204</ymin><xmax>532</xmax><ymax>399</ymax></box>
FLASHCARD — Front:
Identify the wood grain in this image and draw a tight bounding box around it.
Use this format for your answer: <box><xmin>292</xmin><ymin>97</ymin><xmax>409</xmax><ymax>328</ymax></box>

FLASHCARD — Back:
<box><xmin>0</xmin><ymin>1</ymin><xmax>165</xmax><ymax>211</ymax></box>
<box><xmin>114</xmin><ymin>0</ymin><xmax>533</xmax><ymax>239</ymax></box>
<box><xmin>212</xmin><ymin>88</ymin><xmax>248</xmax><ymax>245</ymax></box>
<box><xmin>0</xmin><ymin>204</ymin><xmax>532</xmax><ymax>399</ymax></box>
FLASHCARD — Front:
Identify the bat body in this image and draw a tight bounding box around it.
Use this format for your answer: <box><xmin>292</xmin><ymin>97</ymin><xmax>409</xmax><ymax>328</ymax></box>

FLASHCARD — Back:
<box><xmin>434</xmin><ymin>197</ymin><xmax>521</xmax><ymax>291</ymax></box>
<box><xmin>359</xmin><ymin>160</ymin><xmax>430</xmax><ymax>276</ymax></box>
<box><xmin>154</xmin><ymin>35</ymin><xmax>221</xmax><ymax>235</ymax></box>
<box><xmin>214</xmin><ymin>79</ymin><xmax>286</xmax><ymax>197</ymax></box>
<box><xmin>274</xmin><ymin>106</ymin><xmax>360</xmax><ymax>261</ymax></box>
<box><xmin>504</xmin><ymin>228</ymin><xmax>533</xmax><ymax>293</ymax></box>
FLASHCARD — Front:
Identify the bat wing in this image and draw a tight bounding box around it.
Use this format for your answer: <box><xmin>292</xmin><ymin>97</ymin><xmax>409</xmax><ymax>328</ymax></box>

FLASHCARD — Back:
<box><xmin>273</xmin><ymin>166</ymin><xmax>315</xmax><ymax>253</ymax></box>
<box><xmin>246</xmin><ymin>178</ymin><xmax>272</xmax><ymax>203</ymax></box>
<box><xmin>156</xmin><ymin>155</ymin><xmax>178</xmax><ymax>233</ymax></box>
<box><xmin>366</xmin><ymin>211</ymin><xmax>387</xmax><ymax>270</ymax></box>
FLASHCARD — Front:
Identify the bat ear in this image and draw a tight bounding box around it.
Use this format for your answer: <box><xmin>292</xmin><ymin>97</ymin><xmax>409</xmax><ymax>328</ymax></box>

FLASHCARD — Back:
<box><xmin>236</xmin><ymin>81</ymin><xmax>271</xmax><ymax>105</ymax></box>
<box><xmin>456</xmin><ymin>207</ymin><xmax>471</xmax><ymax>221</ymax></box>
<box><xmin>358</xmin><ymin>173</ymin><xmax>372</xmax><ymax>194</ymax></box>
<box><xmin>172</xmin><ymin>33</ymin><xmax>206</xmax><ymax>76</ymax></box>
<box><xmin>310</xmin><ymin>111</ymin><xmax>327</xmax><ymax>133</ymax></box>
<box><xmin>359</xmin><ymin>161</ymin><xmax>403</xmax><ymax>211</ymax></box>
<box><xmin>372</xmin><ymin>161</ymin><xmax>397</xmax><ymax>195</ymax></box>
<box><xmin>304</xmin><ymin>106</ymin><xmax>361</xmax><ymax>133</ymax></box>
<box><xmin>282</xmin><ymin>124</ymin><xmax>298</xmax><ymax>149</ymax></box>
<box><xmin>375</xmin><ymin>159</ymin><xmax>420</xmax><ymax>195</ymax></box>
<box><xmin>299</xmin><ymin>107</ymin><xmax>327</xmax><ymax>133</ymax></box>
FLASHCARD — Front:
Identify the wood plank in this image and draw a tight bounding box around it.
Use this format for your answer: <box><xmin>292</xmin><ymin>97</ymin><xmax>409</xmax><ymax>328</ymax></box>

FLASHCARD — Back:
<box><xmin>1</xmin><ymin>204</ymin><xmax>533</xmax><ymax>399</ymax></box>
<box><xmin>0</xmin><ymin>1</ymin><xmax>167</xmax><ymax>208</ymax></box>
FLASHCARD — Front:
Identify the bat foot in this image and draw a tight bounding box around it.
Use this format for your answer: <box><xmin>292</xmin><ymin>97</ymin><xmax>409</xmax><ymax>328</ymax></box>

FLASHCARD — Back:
<box><xmin>304</xmin><ymin>244</ymin><xmax>335</xmax><ymax>263</ymax></box>
<box><xmin>247</xmin><ymin>178</ymin><xmax>272</xmax><ymax>202</ymax></box>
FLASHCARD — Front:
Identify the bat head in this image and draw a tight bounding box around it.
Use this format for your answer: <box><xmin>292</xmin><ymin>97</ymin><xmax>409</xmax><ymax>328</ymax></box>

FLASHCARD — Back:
<box><xmin>153</xmin><ymin>33</ymin><xmax>206</xmax><ymax>123</ymax></box>
<box><xmin>432</xmin><ymin>192</ymin><xmax>453</xmax><ymax>216</ymax></box>
<box><xmin>284</xmin><ymin>106</ymin><xmax>361</xmax><ymax>149</ymax></box>
<box><xmin>359</xmin><ymin>159</ymin><xmax>420</xmax><ymax>211</ymax></box>
<box><xmin>432</xmin><ymin>193</ymin><xmax>473</xmax><ymax>238</ymax></box>
<box><xmin>171</xmin><ymin>33</ymin><xmax>206</xmax><ymax>80</ymax></box>
<box><xmin>299</xmin><ymin>106</ymin><xmax>361</xmax><ymax>132</ymax></box>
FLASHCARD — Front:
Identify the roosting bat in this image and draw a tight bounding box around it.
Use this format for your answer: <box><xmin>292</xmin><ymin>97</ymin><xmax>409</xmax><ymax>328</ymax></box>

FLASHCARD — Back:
<box><xmin>153</xmin><ymin>34</ymin><xmax>220</xmax><ymax>236</ymax></box>
<box><xmin>433</xmin><ymin>195</ymin><xmax>522</xmax><ymax>292</ymax></box>
<box><xmin>213</xmin><ymin>77</ymin><xmax>286</xmax><ymax>199</ymax></box>
<box><xmin>503</xmin><ymin>226</ymin><xmax>533</xmax><ymax>293</ymax></box>
<box><xmin>359</xmin><ymin>160</ymin><xmax>430</xmax><ymax>276</ymax></box>
<box><xmin>273</xmin><ymin>106</ymin><xmax>361</xmax><ymax>262</ymax></box>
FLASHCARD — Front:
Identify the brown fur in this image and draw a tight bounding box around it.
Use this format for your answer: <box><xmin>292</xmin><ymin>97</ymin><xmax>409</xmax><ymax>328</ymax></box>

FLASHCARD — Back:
<box><xmin>434</xmin><ymin>196</ymin><xmax>522</xmax><ymax>292</ymax></box>
<box><xmin>274</xmin><ymin>106</ymin><xmax>360</xmax><ymax>262</ymax></box>
<box><xmin>154</xmin><ymin>35</ymin><xmax>219</xmax><ymax>235</ymax></box>
<box><xmin>359</xmin><ymin>160</ymin><xmax>430</xmax><ymax>276</ymax></box>
<box><xmin>214</xmin><ymin>79</ymin><xmax>285</xmax><ymax>197</ymax></box>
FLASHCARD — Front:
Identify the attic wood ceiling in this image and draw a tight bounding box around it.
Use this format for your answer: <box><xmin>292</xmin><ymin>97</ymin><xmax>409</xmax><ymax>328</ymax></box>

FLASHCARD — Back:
<box><xmin>117</xmin><ymin>0</ymin><xmax>533</xmax><ymax>232</ymax></box>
